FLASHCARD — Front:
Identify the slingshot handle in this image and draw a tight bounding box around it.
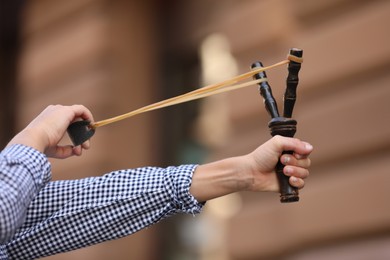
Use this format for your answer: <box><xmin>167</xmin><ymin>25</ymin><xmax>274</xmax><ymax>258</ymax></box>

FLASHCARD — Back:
<box><xmin>269</xmin><ymin>117</ymin><xmax>299</xmax><ymax>202</ymax></box>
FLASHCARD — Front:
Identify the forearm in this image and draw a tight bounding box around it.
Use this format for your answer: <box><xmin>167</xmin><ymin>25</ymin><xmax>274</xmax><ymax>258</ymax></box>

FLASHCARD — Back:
<box><xmin>190</xmin><ymin>155</ymin><xmax>252</xmax><ymax>202</ymax></box>
<box><xmin>0</xmin><ymin>145</ymin><xmax>51</xmax><ymax>243</ymax></box>
<box><xmin>5</xmin><ymin>165</ymin><xmax>203</xmax><ymax>259</ymax></box>
<box><xmin>0</xmin><ymin>164</ymin><xmax>34</xmax><ymax>243</ymax></box>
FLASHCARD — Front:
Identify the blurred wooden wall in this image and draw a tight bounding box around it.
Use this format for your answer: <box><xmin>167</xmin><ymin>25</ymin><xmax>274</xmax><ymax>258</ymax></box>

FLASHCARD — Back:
<box><xmin>163</xmin><ymin>0</ymin><xmax>390</xmax><ymax>259</ymax></box>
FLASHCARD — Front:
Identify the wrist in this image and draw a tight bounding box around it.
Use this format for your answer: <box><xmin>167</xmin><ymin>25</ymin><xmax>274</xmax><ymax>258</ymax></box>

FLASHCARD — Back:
<box><xmin>7</xmin><ymin>127</ymin><xmax>47</xmax><ymax>153</ymax></box>
<box><xmin>190</xmin><ymin>156</ymin><xmax>252</xmax><ymax>202</ymax></box>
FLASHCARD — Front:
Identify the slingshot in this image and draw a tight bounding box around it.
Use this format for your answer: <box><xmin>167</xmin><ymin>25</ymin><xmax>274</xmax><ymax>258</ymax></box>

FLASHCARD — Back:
<box><xmin>67</xmin><ymin>48</ymin><xmax>303</xmax><ymax>202</ymax></box>
<box><xmin>252</xmin><ymin>48</ymin><xmax>303</xmax><ymax>202</ymax></box>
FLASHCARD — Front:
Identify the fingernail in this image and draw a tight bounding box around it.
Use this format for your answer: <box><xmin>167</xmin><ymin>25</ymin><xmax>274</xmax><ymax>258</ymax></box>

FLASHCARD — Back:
<box><xmin>283</xmin><ymin>156</ymin><xmax>290</xmax><ymax>164</ymax></box>
<box><xmin>305</xmin><ymin>143</ymin><xmax>313</xmax><ymax>150</ymax></box>
<box><xmin>290</xmin><ymin>176</ymin><xmax>298</xmax><ymax>183</ymax></box>
<box><xmin>285</xmin><ymin>167</ymin><xmax>292</xmax><ymax>175</ymax></box>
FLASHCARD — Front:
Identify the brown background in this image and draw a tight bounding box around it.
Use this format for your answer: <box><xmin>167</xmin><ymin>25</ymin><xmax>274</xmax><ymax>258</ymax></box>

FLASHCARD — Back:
<box><xmin>1</xmin><ymin>0</ymin><xmax>389</xmax><ymax>259</ymax></box>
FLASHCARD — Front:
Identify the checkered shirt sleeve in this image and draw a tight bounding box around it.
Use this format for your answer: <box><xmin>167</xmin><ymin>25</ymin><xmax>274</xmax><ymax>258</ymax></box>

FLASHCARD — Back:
<box><xmin>1</xmin><ymin>146</ymin><xmax>203</xmax><ymax>259</ymax></box>
<box><xmin>0</xmin><ymin>145</ymin><xmax>51</xmax><ymax>244</ymax></box>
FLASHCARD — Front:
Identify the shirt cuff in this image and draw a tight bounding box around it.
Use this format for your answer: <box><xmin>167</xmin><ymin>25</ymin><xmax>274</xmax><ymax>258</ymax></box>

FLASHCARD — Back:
<box><xmin>165</xmin><ymin>164</ymin><xmax>205</xmax><ymax>215</ymax></box>
<box><xmin>1</xmin><ymin>144</ymin><xmax>52</xmax><ymax>189</ymax></box>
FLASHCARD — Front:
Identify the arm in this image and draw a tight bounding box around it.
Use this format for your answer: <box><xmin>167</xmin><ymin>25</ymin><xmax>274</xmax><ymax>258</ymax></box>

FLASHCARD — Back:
<box><xmin>5</xmin><ymin>136</ymin><xmax>311</xmax><ymax>259</ymax></box>
<box><xmin>3</xmin><ymin>105</ymin><xmax>312</xmax><ymax>259</ymax></box>
<box><xmin>190</xmin><ymin>135</ymin><xmax>312</xmax><ymax>202</ymax></box>
<box><xmin>5</xmin><ymin>165</ymin><xmax>203</xmax><ymax>259</ymax></box>
<box><xmin>0</xmin><ymin>145</ymin><xmax>51</xmax><ymax>243</ymax></box>
<box><xmin>0</xmin><ymin>105</ymin><xmax>93</xmax><ymax>243</ymax></box>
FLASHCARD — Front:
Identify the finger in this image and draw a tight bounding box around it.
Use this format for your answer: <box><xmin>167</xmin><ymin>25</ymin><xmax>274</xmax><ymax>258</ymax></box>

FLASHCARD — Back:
<box><xmin>70</xmin><ymin>105</ymin><xmax>95</xmax><ymax>123</ymax></box>
<box><xmin>289</xmin><ymin>176</ymin><xmax>305</xmax><ymax>189</ymax></box>
<box><xmin>81</xmin><ymin>140</ymin><xmax>90</xmax><ymax>150</ymax></box>
<box><xmin>46</xmin><ymin>145</ymin><xmax>75</xmax><ymax>159</ymax></box>
<box><xmin>284</xmin><ymin>165</ymin><xmax>309</xmax><ymax>179</ymax></box>
<box><xmin>72</xmin><ymin>145</ymin><xmax>83</xmax><ymax>156</ymax></box>
<box><xmin>281</xmin><ymin>154</ymin><xmax>311</xmax><ymax>168</ymax></box>
<box><xmin>274</xmin><ymin>136</ymin><xmax>313</xmax><ymax>156</ymax></box>
<box><xmin>294</xmin><ymin>153</ymin><xmax>308</xmax><ymax>160</ymax></box>
<box><xmin>299</xmin><ymin>141</ymin><xmax>313</xmax><ymax>155</ymax></box>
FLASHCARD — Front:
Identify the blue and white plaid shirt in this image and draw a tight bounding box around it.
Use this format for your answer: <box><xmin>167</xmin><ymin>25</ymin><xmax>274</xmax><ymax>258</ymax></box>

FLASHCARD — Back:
<box><xmin>0</xmin><ymin>144</ymin><xmax>203</xmax><ymax>259</ymax></box>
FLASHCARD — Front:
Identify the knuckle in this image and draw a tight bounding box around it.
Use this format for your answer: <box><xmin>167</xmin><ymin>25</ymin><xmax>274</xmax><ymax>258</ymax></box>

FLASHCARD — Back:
<box><xmin>273</xmin><ymin>135</ymin><xmax>285</xmax><ymax>147</ymax></box>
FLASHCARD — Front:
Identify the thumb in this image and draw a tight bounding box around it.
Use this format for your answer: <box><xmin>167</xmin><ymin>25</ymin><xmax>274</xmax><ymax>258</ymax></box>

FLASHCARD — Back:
<box><xmin>45</xmin><ymin>145</ymin><xmax>79</xmax><ymax>159</ymax></box>
<box><xmin>273</xmin><ymin>136</ymin><xmax>313</xmax><ymax>155</ymax></box>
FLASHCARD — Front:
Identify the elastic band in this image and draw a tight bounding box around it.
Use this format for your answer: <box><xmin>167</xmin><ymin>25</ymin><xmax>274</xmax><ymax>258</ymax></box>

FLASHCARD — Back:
<box><xmin>287</xmin><ymin>54</ymin><xmax>303</xmax><ymax>63</ymax></box>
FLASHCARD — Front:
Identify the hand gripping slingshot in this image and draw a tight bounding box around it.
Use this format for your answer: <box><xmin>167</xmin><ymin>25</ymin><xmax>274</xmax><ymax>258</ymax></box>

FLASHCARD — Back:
<box><xmin>67</xmin><ymin>48</ymin><xmax>303</xmax><ymax>202</ymax></box>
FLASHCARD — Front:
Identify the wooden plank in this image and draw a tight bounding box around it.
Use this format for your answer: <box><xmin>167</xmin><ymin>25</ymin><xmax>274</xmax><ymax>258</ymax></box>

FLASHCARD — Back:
<box><xmin>295</xmin><ymin>0</ymin><xmax>390</xmax><ymax>90</ymax></box>
<box><xmin>19</xmin><ymin>11</ymin><xmax>108</xmax><ymax>93</ymax></box>
<box><xmin>23</xmin><ymin>0</ymin><xmax>99</xmax><ymax>34</ymax></box>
